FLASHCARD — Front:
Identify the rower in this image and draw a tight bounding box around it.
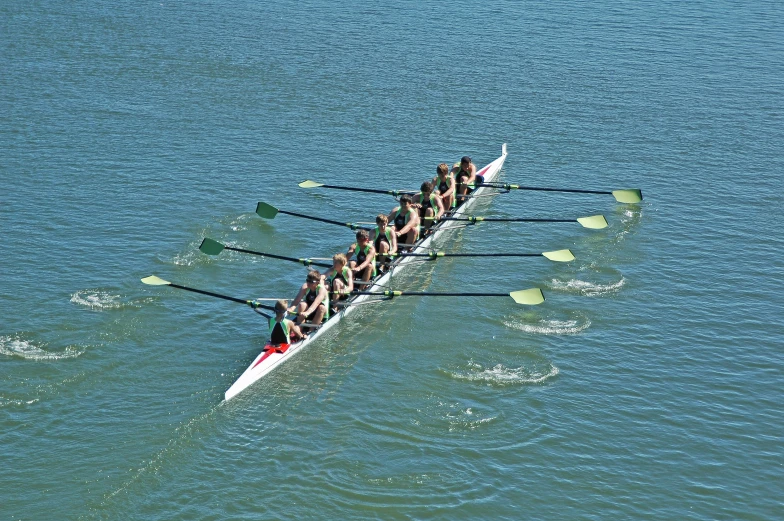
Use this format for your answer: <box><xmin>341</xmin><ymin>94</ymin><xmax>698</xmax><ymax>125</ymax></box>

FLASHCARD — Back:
<box><xmin>414</xmin><ymin>180</ymin><xmax>445</xmax><ymax>231</ymax></box>
<box><xmin>347</xmin><ymin>229</ymin><xmax>377</xmax><ymax>284</ymax></box>
<box><xmin>388</xmin><ymin>194</ymin><xmax>420</xmax><ymax>249</ymax></box>
<box><xmin>323</xmin><ymin>253</ymin><xmax>353</xmax><ymax>305</ymax></box>
<box><xmin>451</xmin><ymin>155</ymin><xmax>476</xmax><ymax>200</ymax></box>
<box><xmin>371</xmin><ymin>214</ymin><xmax>397</xmax><ymax>270</ymax></box>
<box><xmin>266</xmin><ymin>299</ymin><xmax>306</xmax><ymax>345</ymax></box>
<box><xmin>433</xmin><ymin>162</ymin><xmax>456</xmax><ymax>211</ymax></box>
<box><xmin>289</xmin><ymin>270</ymin><xmax>329</xmax><ymax>330</ymax></box>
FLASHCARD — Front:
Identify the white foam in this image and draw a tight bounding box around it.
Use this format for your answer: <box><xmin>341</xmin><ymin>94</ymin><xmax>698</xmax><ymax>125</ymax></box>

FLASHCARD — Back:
<box><xmin>449</xmin><ymin>361</ymin><xmax>559</xmax><ymax>385</ymax></box>
<box><xmin>0</xmin><ymin>336</ymin><xmax>84</xmax><ymax>361</ymax></box>
<box><xmin>70</xmin><ymin>290</ymin><xmax>124</xmax><ymax>310</ymax></box>
<box><xmin>548</xmin><ymin>276</ymin><xmax>625</xmax><ymax>296</ymax></box>
<box><xmin>505</xmin><ymin>318</ymin><xmax>591</xmax><ymax>335</ymax></box>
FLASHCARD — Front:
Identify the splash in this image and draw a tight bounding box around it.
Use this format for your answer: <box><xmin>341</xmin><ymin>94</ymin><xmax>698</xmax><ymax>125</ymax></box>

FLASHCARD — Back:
<box><xmin>0</xmin><ymin>335</ymin><xmax>84</xmax><ymax>361</ymax></box>
<box><xmin>505</xmin><ymin>318</ymin><xmax>591</xmax><ymax>335</ymax></box>
<box><xmin>548</xmin><ymin>276</ymin><xmax>625</xmax><ymax>296</ymax></box>
<box><xmin>70</xmin><ymin>290</ymin><xmax>125</xmax><ymax>310</ymax></box>
<box><xmin>447</xmin><ymin>360</ymin><xmax>559</xmax><ymax>386</ymax></box>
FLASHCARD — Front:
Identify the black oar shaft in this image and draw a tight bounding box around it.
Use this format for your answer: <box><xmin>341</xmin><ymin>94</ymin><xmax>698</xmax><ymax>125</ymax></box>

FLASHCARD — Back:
<box><xmin>168</xmin><ymin>283</ymin><xmax>274</xmax><ymax>311</ymax></box>
<box><xmin>395</xmin><ymin>252</ymin><xmax>540</xmax><ymax>258</ymax></box>
<box><xmin>479</xmin><ymin>183</ymin><xmax>611</xmax><ymax>195</ymax></box>
<box><xmin>321</xmin><ymin>184</ymin><xmax>414</xmax><ymax>196</ymax></box>
<box><xmin>441</xmin><ymin>216</ymin><xmax>575</xmax><ymax>223</ymax></box>
<box><xmin>353</xmin><ymin>291</ymin><xmax>507</xmax><ymax>297</ymax></box>
<box><xmin>278</xmin><ymin>209</ymin><xmax>371</xmax><ymax>231</ymax></box>
<box><xmin>224</xmin><ymin>246</ymin><xmax>332</xmax><ymax>268</ymax></box>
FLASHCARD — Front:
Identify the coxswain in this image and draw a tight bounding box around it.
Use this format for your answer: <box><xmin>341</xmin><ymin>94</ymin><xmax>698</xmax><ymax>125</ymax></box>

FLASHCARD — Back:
<box><xmin>432</xmin><ymin>162</ymin><xmax>456</xmax><ymax>211</ymax></box>
<box><xmin>289</xmin><ymin>270</ymin><xmax>329</xmax><ymax>330</ymax></box>
<box><xmin>347</xmin><ymin>229</ymin><xmax>377</xmax><ymax>284</ymax></box>
<box><xmin>371</xmin><ymin>214</ymin><xmax>397</xmax><ymax>270</ymax></box>
<box><xmin>323</xmin><ymin>253</ymin><xmax>353</xmax><ymax>305</ymax></box>
<box><xmin>414</xmin><ymin>180</ymin><xmax>445</xmax><ymax>231</ymax></box>
<box><xmin>267</xmin><ymin>299</ymin><xmax>306</xmax><ymax>345</ymax></box>
<box><xmin>451</xmin><ymin>155</ymin><xmax>476</xmax><ymax>199</ymax></box>
<box><xmin>388</xmin><ymin>194</ymin><xmax>420</xmax><ymax>249</ymax></box>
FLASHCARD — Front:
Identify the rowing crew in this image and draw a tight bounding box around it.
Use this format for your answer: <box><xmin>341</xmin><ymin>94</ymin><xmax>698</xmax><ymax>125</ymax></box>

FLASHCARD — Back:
<box><xmin>394</xmin><ymin>156</ymin><xmax>477</xmax><ymax>242</ymax></box>
<box><xmin>261</xmin><ymin>156</ymin><xmax>479</xmax><ymax>342</ymax></box>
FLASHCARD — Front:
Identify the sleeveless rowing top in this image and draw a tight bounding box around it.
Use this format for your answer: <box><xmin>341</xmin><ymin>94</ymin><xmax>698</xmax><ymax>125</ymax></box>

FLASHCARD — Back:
<box><xmin>269</xmin><ymin>317</ymin><xmax>290</xmax><ymax>345</ymax></box>
<box><xmin>393</xmin><ymin>207</ymin><xmax>413</xmax><ymax>230</ymax></box>
<box><xmin>454</xmin><ymin>166</ymin><xmax>471</xmax><ymax>184</ymax></box>
<box><xmin>434</xmin><ymin>176</ymin><xmax>456</xmax><ymax>208</ymax></box>
<box><xmin>304</xmin><ymin>283</ymin><xmax>329</xmax><ymax>319</ymax></box>
<box><xmin>416</xmin><ymin>192</ymin><xmax>438</xmax><ymax>219</ymax></box>
<box><xmin>328</xmin><ymin>267</ymin><xmax>350</xmax><ymax>295</ymax></box>
<box><xmin>374</xmin><ymin>226</ymin><xmax>392</xmax><ymax>251</ymax></box>
<box><xmin>354</xmin><ymin>244</ymin><xmax>377</xmax><ymax>277</ymax></box>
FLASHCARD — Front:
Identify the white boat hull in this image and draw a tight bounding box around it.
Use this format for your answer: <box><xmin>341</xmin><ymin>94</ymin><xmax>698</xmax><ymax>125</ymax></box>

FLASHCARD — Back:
<box><xmin>224</xmin><ymin>144</ymin><xmax>508</xmax><ymax>401</ymax></box>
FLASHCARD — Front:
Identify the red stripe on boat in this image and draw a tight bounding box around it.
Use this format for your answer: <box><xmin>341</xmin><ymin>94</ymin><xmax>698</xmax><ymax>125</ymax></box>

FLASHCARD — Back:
<box><xmin>252</xmin><ymin>343</ymin><xmax>291</xmax><ymax>369</ymax></box>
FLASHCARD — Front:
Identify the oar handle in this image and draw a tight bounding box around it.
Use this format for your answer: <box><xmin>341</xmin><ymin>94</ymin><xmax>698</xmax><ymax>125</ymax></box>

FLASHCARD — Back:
<box><xmin>278</xmin><ymin>209</ymin><xmax>372</xmax><ymax>231</ymax></box>
<box><xmin>224</xmin><ymin>246</ymin><xmax>332</xmax><ymax>268</ymax></box>
<box><xmin>168</xmin><ymin>283</ymin><xmax>275</xmax><ymax>311</ymax></box>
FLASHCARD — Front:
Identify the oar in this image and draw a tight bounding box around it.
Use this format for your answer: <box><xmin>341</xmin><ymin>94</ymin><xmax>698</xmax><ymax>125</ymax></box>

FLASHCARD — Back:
<box><xmin>388</xmin><ymin>249</ymin><xmax>575</xmax><ymax>262</ymax></box>
<box><xmin>199</xmin><ymin>238</ymin><xmax>332</xmax><ymax>268</ymax></box>
<box><xmin>298</xmin><ymin>180</ymin><xmax>417</xmax><ymax>197</ymax></box>
<box><xmin>256</xmin><ymin>202</ymin><xmax>372</xmax><ymax>231</ymax></box>
<box><xmin>140</xmin><ymin>275</ymin><xmax>275</xmax><ymax>311</ymax></box>
<box><xmin>475</xmin><ymin>183</ymin><xmax>643</xmax><ymax>204</ymax></box>
<box><xmin>430</xmin><ymin>214</ymin><xmax>609</xmax><ymax>229</ymax></box>
<box><xmin>352</xmin><ymin>288</ymin><xmax>545</xmax><ymax>305</ymax></box>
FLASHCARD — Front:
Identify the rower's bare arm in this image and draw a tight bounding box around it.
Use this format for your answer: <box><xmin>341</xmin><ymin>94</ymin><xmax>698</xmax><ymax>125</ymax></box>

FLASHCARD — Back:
<box><xmin>289</xmin><ymin>320</ymin><xmax>306</xmax><ymax>339</ymax></box>
<box><xmin>390</xmin><ymin>232</ymin><xmax>398</xmax><ymax>253</ymax></box>
<box><xmin>302</xmin><ymin>295</ymin><xmax>322</xmax><ymax>317</ymax></box>
<box><xmin>435</xmin><ymin>196</ymin><xmax>445</xmax><ymax>218</ymax></box>
<box><xmin>346</xmin><ymin>243</ymin><xmax>357</xmax><ymax>260</ymax></box>
<box><xmin>357</xmin><ymin>247</ymin><xmax>377</xmax><ymax>271</ymax></box>
<box><xmin>444</xmin><ymin>176</ymin><xmax>456</xmax><ymax>197</ymax></box>
<box><xmin>345</xmin><ymin>270</ymin><xmax>354</xmax><ymax>293</ymax></box>
<box><xmin>290</xmin><ymin>285</ymin><xmax>307</xmax><ymax>309</ymax></box>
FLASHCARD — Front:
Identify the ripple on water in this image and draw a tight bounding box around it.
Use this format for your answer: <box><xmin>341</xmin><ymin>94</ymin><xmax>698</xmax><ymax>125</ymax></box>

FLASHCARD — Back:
<box><xmin>0</xmin><ymin>335</ymin><xmax>84</xmax><ymax>361</ymax></box>
<box><xmin>504</xmin><ymin>317</ymin><xmax>591</xmax><ymax>335</ymax></box>
<box><xmin>70</xmin><ymin>289</ymin><xmax>155</xmax><ymax>310</ymax></box>
<box><xmin>548</xmin><ymin>274</ymin><xmax>626</xmax><ymax>296</ymax></box>
<box><xmin>443</xmin><ymin>360</ymin><xmax>559</xmax><ymax>387</ymax></box>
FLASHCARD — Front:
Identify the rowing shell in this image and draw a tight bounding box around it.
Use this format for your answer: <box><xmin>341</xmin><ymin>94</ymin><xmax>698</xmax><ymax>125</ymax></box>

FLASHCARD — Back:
<box><xmin>224</xmin><ymin>143</ymin><xmax>509</xmax><ymax>401</ymax></box>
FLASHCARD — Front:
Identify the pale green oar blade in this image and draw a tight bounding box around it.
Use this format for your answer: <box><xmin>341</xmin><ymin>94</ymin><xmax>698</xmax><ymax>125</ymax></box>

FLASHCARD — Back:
<box><xmin>612</xmin><ymin>189</ymin><xmax>643</xmax><ymax>204</ymax></box>
<box><xmin>298</xmin><ymin>180</ymin><xmax>324</xmax><ymax>188</ymax></box>
<box><xmin>542</xmin><ymin>249</ymin><xmax>575</xmax><ymax>262</ymax></box>
<box><xmin>255</xmin><ymin>202</ymin><xmax>279</xmax><ymax>219</ymax></box>
<box><xmin>509</xmin><ymin>288</ymin><xmax>545</xmax><ymax>305</ymax></box>
<box><xmin>141</xmin><ymin>275</ymin><xmax>171</xmax><ymax>286</ymax></box>
<box><xmin>199</xmin><ymin>238</ymin><xmax>226</xmax><ymax>256</ymax></box>
<box><xmin>577</xmin><ymin>215</ymin><xmax>608</xmax><ymax>229</ymax></box>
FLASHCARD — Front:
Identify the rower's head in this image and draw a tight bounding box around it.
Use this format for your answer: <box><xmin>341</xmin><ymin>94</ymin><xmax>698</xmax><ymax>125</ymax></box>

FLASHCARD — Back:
<box><xmin>420</xmin><ymin>181</ymin><xmax>433</xmax><ymax>195</ymax></box>
<box><xmin>399</xmin><ymin>194</ymin><xmax>413</xmax><ymax>207</ymax></box>
<box><xmin>274</xmin><ymin>299</ymin><xmax>288</xmax><ymax>315</ymax></box>
<box><xmin>306</xmin><ymin>270</ymin><xmax>321</xmax><ymax>287</ymax></box>
<box><xmin>437</xmin><ymin>163</ymin><xmax>449</xmax><ymax>178</ymax></box>
<box><xmin>376</xmin><ymin>214</ymin><xmax>388</xmax><ymax>228</ymax></box>
<box><xmin>332</xmin><ymin>253</ymin><xmax>347</xmax><ymax>269</ymax></box>
<box><xmin>460</xmin><ymin>155</ymin><xmax>472</xmax><ymax>168</ymax></box>
<box><xmin>356</xmin><ymin>229</ymin><xmax>370</xmax><ymax>245</ymax></box>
